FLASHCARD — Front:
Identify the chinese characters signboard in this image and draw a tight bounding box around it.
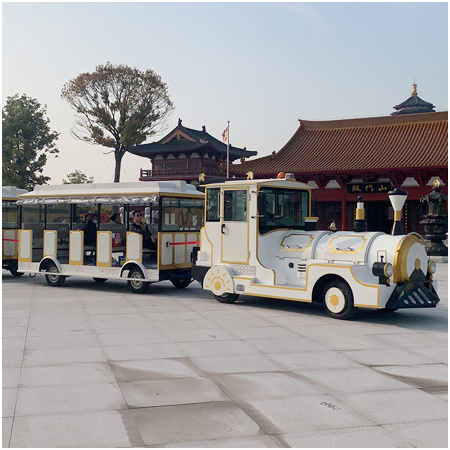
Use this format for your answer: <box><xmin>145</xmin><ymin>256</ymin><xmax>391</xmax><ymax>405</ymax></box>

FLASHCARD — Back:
<box><xmin>346</xmin><ymin>182</ymin><xmax>392</xmax><ymax>194</ymax></box>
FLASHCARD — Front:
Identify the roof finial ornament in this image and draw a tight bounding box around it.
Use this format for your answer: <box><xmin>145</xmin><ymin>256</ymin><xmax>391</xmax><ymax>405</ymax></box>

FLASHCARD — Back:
<box><xmin>178</xmin><ymin>118</ymin><xmax>182</xmax><ymax>126</ymax></box>
<box><xmin>411</xmin><ymin>80</ymin><xmax>417</xmax><ymax>96</ymax></box>
<box><xmin>202</xmin><ymin>125</ymin><xmax>206</xmax><ymax>132</ymax></box>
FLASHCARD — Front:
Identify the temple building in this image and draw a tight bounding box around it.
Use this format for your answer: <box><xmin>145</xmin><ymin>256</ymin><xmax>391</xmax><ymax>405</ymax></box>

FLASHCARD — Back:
<box><xmin>128</xmin><ymin>119</ymin><xmax>257</xmax><ymax>183</ymax></box>
<box><xmin>392</xmin><ymin>82</ymin><xmax>436</xmax><ymax>115</ymax></box>
<box><xmin>230</xmin><ymin>87</ymin><xmax>447</xmax><ymax>234</ymax></box>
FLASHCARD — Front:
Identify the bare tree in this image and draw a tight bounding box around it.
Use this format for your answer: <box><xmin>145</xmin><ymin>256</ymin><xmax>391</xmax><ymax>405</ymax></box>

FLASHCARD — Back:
<box><xmin>61</xmin><ymin>62</ymin><xmax>174</xmax><ymax>182</ymax></box>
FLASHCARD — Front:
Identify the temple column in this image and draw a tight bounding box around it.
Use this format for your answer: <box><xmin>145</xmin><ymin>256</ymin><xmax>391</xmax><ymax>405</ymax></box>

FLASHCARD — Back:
<box><xmin>341</xmin><ymin>192</ymin><xmax>347</xmax><ymax>231</ymax></box>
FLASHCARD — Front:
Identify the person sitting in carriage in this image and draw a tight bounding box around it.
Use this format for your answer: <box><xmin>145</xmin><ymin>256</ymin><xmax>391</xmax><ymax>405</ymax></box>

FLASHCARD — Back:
<box><xmin>129</xmin><ymin>210</ymin><xmax>157</xmax><ymax>250</ymax></box>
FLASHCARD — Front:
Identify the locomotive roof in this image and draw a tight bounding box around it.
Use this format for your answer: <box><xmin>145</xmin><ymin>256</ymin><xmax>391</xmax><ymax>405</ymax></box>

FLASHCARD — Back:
<box><xmin>18</xmin><ymin>180</ymin><xmax>204</xmax><ymax>203</ymax></box>
<box><xmin>202</xmin><ymin>177</ymin><xmax>312</xmax><ymax>190</ymax></box>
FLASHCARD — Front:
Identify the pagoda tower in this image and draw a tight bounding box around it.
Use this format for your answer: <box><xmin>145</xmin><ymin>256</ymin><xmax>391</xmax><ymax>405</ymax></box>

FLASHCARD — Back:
<box><xmin>392</xmin><ymin>82</ymin><xmax>436</xmax><ymax>115</ymax></box>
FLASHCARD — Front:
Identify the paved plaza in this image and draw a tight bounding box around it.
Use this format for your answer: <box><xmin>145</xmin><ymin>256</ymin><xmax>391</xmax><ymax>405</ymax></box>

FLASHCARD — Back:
<box><xmin>2</xmin><ymin>263</ymin><xmax>448</xmax><ymax>447</ymax></box>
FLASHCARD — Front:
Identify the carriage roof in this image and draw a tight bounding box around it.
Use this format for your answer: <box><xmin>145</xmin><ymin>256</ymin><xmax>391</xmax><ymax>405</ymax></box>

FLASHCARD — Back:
<box><xmin>2</xmin><ymin>186</ymin><xmax>28</xmax><ymax>201</ymax></box>
<box><xmin>18</xmin><ymin>180</ymin><xmax>204</xmax><ymax>204</ymax></box>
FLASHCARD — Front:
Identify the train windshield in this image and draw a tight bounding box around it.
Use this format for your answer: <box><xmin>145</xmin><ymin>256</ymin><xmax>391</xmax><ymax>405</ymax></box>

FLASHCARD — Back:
<box><xmin>258</xmin><ymin>187</ymin><xmax>309</xmax><ymax>234</ymax></box>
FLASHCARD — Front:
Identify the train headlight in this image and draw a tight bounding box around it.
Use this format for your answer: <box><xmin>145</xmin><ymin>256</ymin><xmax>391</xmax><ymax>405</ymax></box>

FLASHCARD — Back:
<box><xmin>428</xmin><ymin>260</ymin><xmax>437</xmax><ymax>275</ymax></box>
<box><xmin>383</xmin><ymin>263</ymin><xmax>393</xmax><ymax>278</ymax></box>
<box><xmin>372</xmin><ymin>261</ymin><xmax>392</xmax><ymax>286</ymax></box>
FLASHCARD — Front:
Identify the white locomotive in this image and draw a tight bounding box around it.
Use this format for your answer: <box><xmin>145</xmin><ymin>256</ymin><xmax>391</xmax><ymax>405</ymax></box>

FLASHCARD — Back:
<box><xmin>192</xmin><ymin>174</ymin><xmax>439</xmax><ymax>319</ymax></box>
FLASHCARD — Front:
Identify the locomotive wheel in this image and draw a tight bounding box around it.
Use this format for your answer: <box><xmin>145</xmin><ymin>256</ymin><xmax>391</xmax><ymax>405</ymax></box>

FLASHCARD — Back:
<box><xmin>322</xmin><ymin>280</ymin><xmax>355</xmax><ymax>320</ymax></box>
<box><xmin>214</xmin><ymin>292</ymin><xmax>239</xmax><ymax>304</ymax></box>
<box><xmin>45</xmin><ymin>264</ymin><xmax>66</xmax><ymax>287</ymax></box>
<box><xmin>171</xmin><ymin>278</ymin><xmax>192</xmax><ymax>289</ymax></box>
<box><xmin>93</xmin><ymin>278</ymin><xmax>108</xmax><ymax>283</ymax></box>
<box><xmin>127</xmin><ymin>267</ymin><xmax>149</xmax><ymax>294</ymax></box>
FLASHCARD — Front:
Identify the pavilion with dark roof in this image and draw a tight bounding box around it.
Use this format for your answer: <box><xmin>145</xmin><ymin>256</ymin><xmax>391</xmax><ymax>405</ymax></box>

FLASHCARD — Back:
<box><xmin>230</xmin><ymin>93</ymin><xmax>447</xmax><ymax>234</ymax></box>
<box><xmin>392</xmin><ymin>83</ymin><xmax>436</xmax><ymax>115</ymax></box>
<box><xmin>128</xmin><ymin>119</ymin><xmax>257</xmax><ymax>183</ymax></box>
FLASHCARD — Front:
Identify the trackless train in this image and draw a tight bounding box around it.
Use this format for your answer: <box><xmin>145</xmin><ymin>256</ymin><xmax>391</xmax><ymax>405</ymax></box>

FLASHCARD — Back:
<box><xmin>11</xmin><ymin>174</ymin><xmax>440</xmax><ymax>319</ymax></box>
<box><xmin>191</xmin><ymin>173</ymin><xmax>440</xmax><ymax>319</ymax></box>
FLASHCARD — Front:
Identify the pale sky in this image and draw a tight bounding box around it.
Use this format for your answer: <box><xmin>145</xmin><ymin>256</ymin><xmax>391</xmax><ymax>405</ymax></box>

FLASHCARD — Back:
<box><xmin>2</xmin><ymin>2</ymin><xmax>448</xmax><ymax>185</ymax></box>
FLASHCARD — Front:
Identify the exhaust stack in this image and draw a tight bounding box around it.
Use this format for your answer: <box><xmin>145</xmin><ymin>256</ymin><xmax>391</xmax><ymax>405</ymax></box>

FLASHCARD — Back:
<box><xmin>389</xmin><ymin>188</ymin><xmax>408</xmax><ymax>235</ymax></box>
<box><xmin>353</xmin><ymin>196</ymin><xmax>367</xmax><ymax>232</ymax></box>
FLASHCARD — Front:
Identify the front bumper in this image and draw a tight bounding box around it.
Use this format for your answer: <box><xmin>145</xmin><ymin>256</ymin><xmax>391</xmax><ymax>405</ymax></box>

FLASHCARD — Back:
<box><xmin>385</xmin><ymin>281</ymin><xmax>440</xmax><ymax>309</ymax></box>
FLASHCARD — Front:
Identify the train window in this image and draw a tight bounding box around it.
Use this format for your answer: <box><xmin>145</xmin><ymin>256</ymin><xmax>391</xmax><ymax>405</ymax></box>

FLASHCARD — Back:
<box><xmin>161</xmin><ymin>197</ymin><xmax>204</xmax><ymax>231</ymax></box>
<box><xmin>46</xmin><ymin>204</ymin><xmax>71</xmax><ymax>244</ymax></box>
<box><xmin>46</xmin><ymin>204</ymin><xmax>70</xmax><ymax>225</ymax></box>
<box><xmin>224</xmin><ymin>190</ymin><xmax>247</xmax><ymax>222</ymax></box>
<box><xmin>22</xmin><ymin>204</ymin><xmax>44</xmax><ymax>225</ymax></box>
<box><xmin>258</xmin><ymin>187</ymin><xmax>309</xmax><ymax>234</ymax></box>
<box><xmin>206</xmin><ymin>188</ymin><xmax>220</xmax><ymax>222</ymax></box>
<box><xmin>72</xmin><ymin>205</ymin><xmax>98</xmax><ymax>225</ymax></box>
<box><xmin>2</xmin><ymin>201</ymin><xmax>19</xmax><ymax>228</ymax></box>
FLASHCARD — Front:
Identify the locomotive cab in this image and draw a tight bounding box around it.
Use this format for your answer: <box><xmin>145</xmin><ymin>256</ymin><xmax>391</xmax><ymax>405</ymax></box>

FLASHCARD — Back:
<box><xmin>192</xmin><ymin>174</ymin><xmax>439</xmax><ymax>319</ymax></box>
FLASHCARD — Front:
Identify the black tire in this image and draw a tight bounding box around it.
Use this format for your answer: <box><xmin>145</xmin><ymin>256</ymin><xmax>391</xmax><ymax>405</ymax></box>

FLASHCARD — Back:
<box><xmin>10</xmin><ymin>265</ymin><xmax>24</xmax><ymax>277</ymax></box>
<box><xmin>214</xmin><ymin>292</ymin><xmax>239</xmax><ymax>304</ymax></box>
<box><xmin>171</xmin><ymin>278</ymin><xmax>192</xmax><ymax>289</ymax></box>
<box><xmin>322</xmin><ymin>279</ymin><xmax>356</xmax><ymax>320</ymax></box>
<box><xmin>93</xmin><ymin>277</ymin><xmax>108</xmax><ymax>283</ymax></box>
<box><xmin>45</xmin><ymin>264</ymin><xmax>66</xmax><ymax>287</ymax></box>
<box><xmin>127</xmin><ymin>267</ymin><xmax>149</xmax><ymax>294</ymax></box>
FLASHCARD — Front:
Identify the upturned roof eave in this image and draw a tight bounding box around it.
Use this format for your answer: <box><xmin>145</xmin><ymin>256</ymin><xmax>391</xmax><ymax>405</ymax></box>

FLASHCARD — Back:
<box><xmin>129</xmin><ymin>140</ymin><xmax>257</xmax><ymax>159</ymax></box>
<box><xmin>393</xmin><ymin>95</ymin><xmax>435</xmax><ymax>110</ymax></box>
<box><xmin>131</xmin><ymin>122</ymin><xmax>256</xmax><ymax>158</ymax></box>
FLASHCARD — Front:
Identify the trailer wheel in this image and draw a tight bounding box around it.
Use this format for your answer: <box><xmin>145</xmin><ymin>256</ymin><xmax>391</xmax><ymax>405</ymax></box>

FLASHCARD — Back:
<box><xmin>127</xmin><ymin>267</ymin><xmax>149</xmax><ymax>294</ymax></box>
<box><xmin>214</xmin><ymin>293</ymin><xmax>239</xmax><ymax>304</ymax></box>
<box><xmin>10</xmin><ymin>264</ymin><xmax>24</xmax><ymax>277</ymax></box>
<box><xmin>171</xmin><ymin>278</ymin><xmax>192</xmax><ymax>289</ymax></box>
<box><xmin>322</xmin><ymin>280</ymin><xmax>355</xmax><ymax>320</ymax></box>
<box><xmin>45</xmin><ymin>264</ymin><xmax>66</xmax><ymax>287</ymax></box>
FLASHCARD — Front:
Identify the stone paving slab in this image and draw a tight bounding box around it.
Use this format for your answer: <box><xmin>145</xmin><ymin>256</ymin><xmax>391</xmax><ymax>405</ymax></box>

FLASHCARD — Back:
<box><xmin>109</xmin><ymin>358</ymin><xmax>200</xmax><ymax>382</ymax></box>
<box><xmin>9</xmin><ymin>410</ymin><xmax>145</xmax><ymax>447</ymax></box>
<box><xmin>118</xmin><ymin>377</ymin><xmax>229</xmax><ymax>408</ymax></box>
<box><xmin>335</xmin><ymin>389</ymin><xmax>448</xmax><ymax>425</ymax></box>
<box><xmin>297</xmin><ymin>366</ymin><xmax>413</xmax><ymax>394</ymax></box>
<box><xmin>15</xmin><ymin>382</ymin><xmax>127</xmax><ymax>416</ymax></box>
<box><xmin>19</xmin><ymin>362</ymin><xmax>117</xmax><ymax>387</ymax></box>
<box><xmin>280</xmin><ymin>425</ymin><xmax>413</xmax><ymax>448</ymax></box>
<box><xmin>383</xmin><ymin>419</ymin><xmax>448</xmax><ymax>448</ymax></box>
<box><xmin>2</xmin><ymin>262</ymin><xmax>448</xmax><ymax>447</ymax></box>
<box><xmin>130</xmin><ymin>402</ymin><xmax>262</xmax><ymax>446</ymax></box>
<box><xmin>150</xmin><ymin>434</ymin><xmax>281</xmax><ymax>448</ymax></box>
<box><xmin>215</xmin><ymin>372</ymin><xmax>325</xmax><ymax>400</ymax></box>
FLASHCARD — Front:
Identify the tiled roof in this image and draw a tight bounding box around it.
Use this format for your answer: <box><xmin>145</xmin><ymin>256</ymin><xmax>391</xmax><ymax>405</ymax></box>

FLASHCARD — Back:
<box><xmin>128</xmin><ymin>122</ymin><xmax>257</xmax><ymax>161</ymax></box>
<box><xmin>230</xmin><ymin>112</ymin><xmax>448</xmax><ymax>176</ymax></box>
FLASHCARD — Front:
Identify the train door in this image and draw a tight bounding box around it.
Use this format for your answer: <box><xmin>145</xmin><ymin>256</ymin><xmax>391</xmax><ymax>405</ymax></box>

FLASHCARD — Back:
<box><xmin>221</xmin><ymin>188</ymin><xmax>249</xmax><ymax>264</ymax></box>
